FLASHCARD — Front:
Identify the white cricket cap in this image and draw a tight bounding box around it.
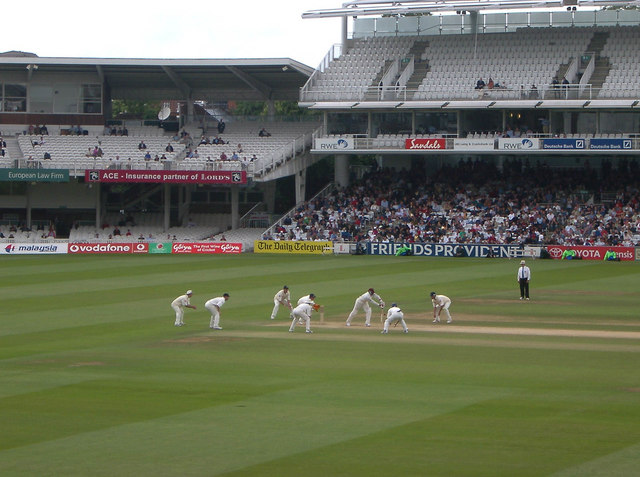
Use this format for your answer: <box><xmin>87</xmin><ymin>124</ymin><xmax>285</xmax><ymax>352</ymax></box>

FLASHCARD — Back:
<box><xmin>186</xmin><ymin>290</ymin><xmax>193</xmax><ymax>295</ymax></box>
<box><xmin>520</xmin><ymin>260</ymin><xmax>526</xmax><ymax>265</ymax></box>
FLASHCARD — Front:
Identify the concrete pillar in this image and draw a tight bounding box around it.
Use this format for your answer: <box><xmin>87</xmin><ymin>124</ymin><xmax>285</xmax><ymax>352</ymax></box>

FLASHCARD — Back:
<box><xmin>262</xmin><ymin>180</ymin><xmax>277</xmax><ymax>214</ymax></box>
<box><xmin>95</xmin><ymin>183</ymin><xmax>101</xmax><ymax>229</ymax></box>
<box><xmin>334</xmin><ymin>154</ymin><xmax>349</xmax><ymax>188</ymax></box>
<box><xmin>266</xmin><ymin>100</ymin><xmax>276</xmax><ymax>121</ymax></box>
<box><xmin>164</xmin><ymin>183</ymin><xmax>170</xmax><ymax>232</ymax></box>
<box><xmin>26</xmin><ymin>184</ymin><xmax>32</xmax><ymax>228</ymax></box>
<box><xmin>342</xmin><ymin>16</ymin><xmax>348</xmax><ymax>46</ymax></box>
<box><xmin>295</xmin><ymin>168</ymin><xmax>307</xmax><ymax>204</ymax></box>
<box><xmin>231</xmin><ymin>187</ymin><xmax>239</xmax><ymax>230</ymax></box>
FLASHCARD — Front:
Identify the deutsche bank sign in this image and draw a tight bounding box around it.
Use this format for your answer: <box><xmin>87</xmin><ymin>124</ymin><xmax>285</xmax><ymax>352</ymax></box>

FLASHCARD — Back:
<box><xmin>315</xmin><ymin>137</ymin><xmax>354</xmax><ymax>150</ymax></box>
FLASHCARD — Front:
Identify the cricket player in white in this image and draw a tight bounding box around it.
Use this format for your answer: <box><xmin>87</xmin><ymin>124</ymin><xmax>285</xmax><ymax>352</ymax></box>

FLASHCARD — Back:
<box><xmin>346</xmin><ymin>288</ymin><xmax>384</xmax><ymax>327</ymax></box>
<box><xmin>171</xmin><ymin>290</ymin><xmax>196</xmax><ymax>326</ymax></box>
<box><xmin>297</xmin><ymin>293</ymin><xmax>316</xmax><ymax>306</ymax></box>
<box><xmin>430</xmin><ymin>291</ymin><xmax>452</xmax><ymax>323</ymax></box>
<box><xmin>271</xmin><ymin>285</ymin><xmax>292</xmax><ymax>320</ymax></box>
<box><xmin>205</xmin><ymin>293</ymin><xmax>229</xmax><ymax>329</ymax></box>
<box><xmin>296</xmin><ymin>293</ymin><xmax>316</xmax><ymax>324</ymax></box>
<box><xmin>289</xmin><ymin>302</ymin><xmax>317</xmax><ymax>333</ymax></box>
<box><xmin>382</xmin><ymin>303</ymin><xmax>408</xmax><ymax>334</ymax></box>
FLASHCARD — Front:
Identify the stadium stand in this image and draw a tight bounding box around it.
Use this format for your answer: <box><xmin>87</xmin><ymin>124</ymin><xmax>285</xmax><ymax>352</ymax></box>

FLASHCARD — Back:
<box><xmin>263</xmin><ymin>159</ymin><xmax>640</xmax><ymax>247</ymax></box>
<box><xmin>302</xmin><ymin>25</ymin><xmax>640</xmax><ymax>102</ymax></box>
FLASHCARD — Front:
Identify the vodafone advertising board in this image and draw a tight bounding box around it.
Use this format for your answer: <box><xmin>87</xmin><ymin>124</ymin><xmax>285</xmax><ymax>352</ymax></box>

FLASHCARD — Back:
<box><xmin>172</xmin><ymin>242</ymin><xmax>243</xmax><ymax>254</ymax></box>
<box><xmin>405</xmin><ymin>138</ymin><xmax>446</xmax><ymax>150</ymax></box>
<box><xmin>546</xmin><ymin>245</ymin><xmax>635</xmax><ymax>261</ymax></box>
<box><xmin>68</xmin><ymin>243</ymin><xmax>149</xmax><ymax>254</ymax></box>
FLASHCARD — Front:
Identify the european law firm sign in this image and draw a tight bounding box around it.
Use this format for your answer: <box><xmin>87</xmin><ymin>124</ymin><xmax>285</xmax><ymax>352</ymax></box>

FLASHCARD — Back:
<box><xmin>0</xmin><ymin>169</ymin><xmax>69</xmax><ymax>182</ymax></box>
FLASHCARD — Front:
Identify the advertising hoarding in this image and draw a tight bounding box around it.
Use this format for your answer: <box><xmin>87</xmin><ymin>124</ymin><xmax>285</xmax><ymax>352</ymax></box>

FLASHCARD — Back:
<box><xmin>254</xmin><ymin>240</ymin><xmax>332</xmax><ymax>254</ymax></box>
<box><xmin>315</xmin><ymin>137</ymin><xmax>355</xmax><ymax>150</ymax></box>
<box><xmin>85</xmin><ymin>170</ymin><xmax>246</xmax><ymax>184</ymax></box>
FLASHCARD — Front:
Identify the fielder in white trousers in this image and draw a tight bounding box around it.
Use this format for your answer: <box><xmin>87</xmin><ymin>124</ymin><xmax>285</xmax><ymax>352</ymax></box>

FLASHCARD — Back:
<box><xmin>346</xmin><ymin>288</ymin><xmax>384</xmax><ymax>327</ymax></box>
<box><xmin>289</xmin><ymin>303</ymin><xmax>314</xmax><ymax>333</ymax></box>
<box><xmin>205</xmin><ymin>293</ymin><xmax>229</xmax><ymax>329</ymax></box>
<box><xmin>171</xmin><ymin>290</ymin><xmax>195</xmax><ymax>326</ymax></box>
<box><xmin>382</xmin><ymin>305</ymin><xmax>408</xmax><ymax>333</ymax></box>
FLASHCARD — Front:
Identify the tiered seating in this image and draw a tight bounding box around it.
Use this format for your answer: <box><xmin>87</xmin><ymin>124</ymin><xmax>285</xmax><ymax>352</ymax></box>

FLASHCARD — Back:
<box><xmin>182</xmin><ymin>120</ymin><xmax>319</xmax><ymax>174</ymax></box>
<box><xmin>414</xmin><ymin>27</ymin><xmax>593</xmax><ymax>100</ymax></box>
<box><xmin>599</xmin><ymin>26</ymin><xmax>640</xmax><ymax>98</ymax></box>
<box><xmin>68</xmin><ymin>213</ymin><xmax>228</xmax><ymax>243</ymax></box>
<box><xmin>17</xmin><ymin>135</ymin><xmax>180</xmax><ymax>171</ymax></box>
<box><xmin>306</xmin><ymin>37</ymin><xmax>414</xmax><ymax>101</ymax></box>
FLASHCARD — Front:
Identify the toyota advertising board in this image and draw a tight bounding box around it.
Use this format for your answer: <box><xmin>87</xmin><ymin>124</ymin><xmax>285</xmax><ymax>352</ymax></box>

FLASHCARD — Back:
<box><xmin>2</xmin><ymin>243</ymin><xmax>68</xmax><ymax>255</ymax></box>
<box><xmin>405</xmin><ymin>138</ymin><xmax>446</xmax><ymax>150</ymax></box>
<box><xmin>546</xmin><ymin>245</ymin><xmax>635</xmax><ymax>261</ymax></box>
<box><xmin>315</xmin><ymin>137</ymin><xmax>354</xmax><ymax>150</ymax></box>
<box><xmin>171</xmin><ymin>242</ymin><xmax>242</xmax><ymax>254</ymax></box>
<box><xmin>497</xmin><ymin>138</ymin><xmax>540</xmax><ymax>150</ymax></box>
<box><xmin>68</xmin><ymin>243</ymin><xmax>148</xmax><ymax>254</ymax></box>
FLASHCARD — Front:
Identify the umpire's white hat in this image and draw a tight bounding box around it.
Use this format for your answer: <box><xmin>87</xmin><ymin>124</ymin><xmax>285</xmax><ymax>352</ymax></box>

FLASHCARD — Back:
<box><xmin>520</xmin><ymin>260</ymin><xmax>526</xmax><ymax>265</ymax></box>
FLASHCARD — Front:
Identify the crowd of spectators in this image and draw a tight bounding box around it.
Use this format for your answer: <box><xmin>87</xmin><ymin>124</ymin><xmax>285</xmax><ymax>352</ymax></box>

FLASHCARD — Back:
<box><xmin>263</xmin><ymin>158</ymin><xmax>640</xmax><ymax>247</ymax></box>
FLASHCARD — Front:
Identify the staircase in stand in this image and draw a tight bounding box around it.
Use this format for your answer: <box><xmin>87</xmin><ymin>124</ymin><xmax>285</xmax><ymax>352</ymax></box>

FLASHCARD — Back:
<box><xmin>405</xmin><ymin>40</ymin><xmax>431</xmax><ymax>98</ymax></box>
<box><xmin>582</xmin><ymin>31</ymin><xmax>611</xmax><ymax>98</ymax></box>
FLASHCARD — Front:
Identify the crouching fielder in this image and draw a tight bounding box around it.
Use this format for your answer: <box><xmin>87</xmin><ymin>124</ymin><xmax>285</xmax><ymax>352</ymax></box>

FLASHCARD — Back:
<box><xmin>346</xmin><ymin>288</ymin><xmax>384</xmax><ymax>327</ymax></box>
<box><xmin>205</xmin><ymin>293</ymin><xmax>229</xmax><ymax>330</ymax></box>
<box><xmin>289</xmin><ymin>302</ymin><xmax>318</xmax><ymax>333</ymax></box>
<box><xmin>382</xmin><ymin>303</ymin><xmax>408</xmax><ymax>334</ymax></box>
<box><xmin>271</xmin><ymin>285</ymin><xmax>292</xmax><ymax>320</ymax></box>
<box><xmin>172</xmin><ymin>290</ymin><xmax>196</xmax><ymax>326</ymax></box>
<box><xmin>430</xmin><ymin>291</ymin><xmax>452</xmax><ymax>323</ymax></box>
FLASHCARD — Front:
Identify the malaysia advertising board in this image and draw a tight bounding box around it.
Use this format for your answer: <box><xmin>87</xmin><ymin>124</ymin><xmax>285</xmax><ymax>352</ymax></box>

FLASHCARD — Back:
<box><xmin>497</xmin><ymin>138</ymin><xmax>540</xmax><ymax>150</ymax></box>
<box><xmin>171</xmin><ymin>242</ymin><xmax>242</xmax><ymax>254</ymax></box>
<box><xmin>367</xmin><ymin>242</ymin><xmax>520</xmax><ymax>257</ymax></box>
<box><xmin>546</xmin><ymin>245</ymin><xmax>635</xmax><ymax>261</ymax></box>
<box><xmin>315</xmin><ymin>137</ymin><xmax>354</xmax><ymax>151</ymax></box>
<box><xmin>1</xmin><ymin>243</ymin><xmax>68</xmax><ymax>255</ymax></box>
<box><xmin>68</xmin><ymin>243</ymin><xmax>149</xmax><ymax>254</ymax></box>
<box><xmin>404</xmin><ymin>138</ymin><xmax>446</xmax><ymax>150</ymax></box>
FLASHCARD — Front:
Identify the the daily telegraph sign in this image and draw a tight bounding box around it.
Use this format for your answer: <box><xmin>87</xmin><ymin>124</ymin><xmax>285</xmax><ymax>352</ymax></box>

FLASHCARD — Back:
<box><xmin>405</xmin><ymin>138</ymin><xmax>446</xmax><ymax>150</ymax></box>
<box><xmin>85</xmin><ymin>170</ymin><xmax>246</xmax><ymax>184</ymax></box>
<box><xmin>315</xmin><ymin>137</ymin><xmax>354</xmax><ymax>150</ymax></box>
<box><xmin>367</xmin><ymin>242</ymin><xmax>520</xmax><ymax>257</ymax></box>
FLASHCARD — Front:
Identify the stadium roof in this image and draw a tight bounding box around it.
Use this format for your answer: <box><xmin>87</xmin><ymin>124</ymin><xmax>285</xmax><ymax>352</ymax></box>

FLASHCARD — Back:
<box><xmin>302</xmin><ymin>0</ymin><xmax>640</xmax><ymax>18</ymax></box>
<box><xmin>0</xmin><ymin>56</ymin><xmax>314</xmax><ymax>102</ymax></box>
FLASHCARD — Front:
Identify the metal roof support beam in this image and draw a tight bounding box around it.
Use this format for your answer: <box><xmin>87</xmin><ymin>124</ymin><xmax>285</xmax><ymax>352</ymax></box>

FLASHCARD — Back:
<box><xmin>226</xmin><ymin>65</ymin><xmax>273</xmax><ymax>100</ymax></box>
<box><xmin>161</xmin><ymin>66</ymin><xmax>191</xmax><ymax>98</ymax></box>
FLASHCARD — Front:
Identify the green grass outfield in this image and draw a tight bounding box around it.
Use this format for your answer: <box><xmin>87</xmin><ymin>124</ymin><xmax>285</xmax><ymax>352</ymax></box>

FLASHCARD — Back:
<box><xmin>1</xmin><ymin>253</ymin><xmax>639</xmax><ymax>477</ymax></box>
